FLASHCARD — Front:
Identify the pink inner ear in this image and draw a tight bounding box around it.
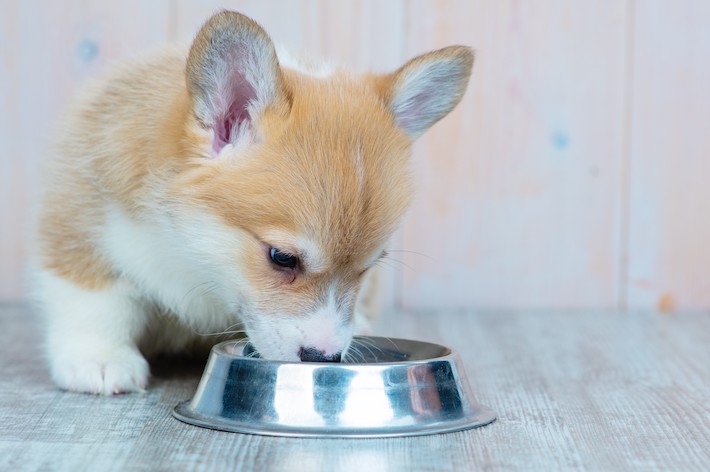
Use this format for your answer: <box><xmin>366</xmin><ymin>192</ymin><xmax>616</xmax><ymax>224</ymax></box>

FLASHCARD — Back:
<box><xmin>212</xmin><ymin>77</ymin><xmax>257</xmax><ymax>154</ymax></box>
<box><xmin>395</xmin><ymin>89</ymin><xmax>434</xmax><ymax>133</ymax></box>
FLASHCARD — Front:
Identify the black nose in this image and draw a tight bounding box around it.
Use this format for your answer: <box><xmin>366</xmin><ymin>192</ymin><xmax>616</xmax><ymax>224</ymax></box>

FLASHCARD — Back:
<box><xmin>299</xmin><ymin>347</ymin><xmax>342</xmax><ymax>363</ymax></box>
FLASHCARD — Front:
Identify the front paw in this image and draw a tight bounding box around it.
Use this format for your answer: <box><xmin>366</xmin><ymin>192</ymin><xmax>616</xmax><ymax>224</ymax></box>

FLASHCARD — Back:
<box><xmin>50</xmin><ymin>346</ymin><xmax>150</xmax><ymax>395</ymax></box>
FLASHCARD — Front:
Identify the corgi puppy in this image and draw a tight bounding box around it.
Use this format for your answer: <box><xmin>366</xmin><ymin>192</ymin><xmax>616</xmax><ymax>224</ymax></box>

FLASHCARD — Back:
<box><xmin>34</xmin><ymin>11</ymin><xmax>473</xmax><ymax>395</ymax></box>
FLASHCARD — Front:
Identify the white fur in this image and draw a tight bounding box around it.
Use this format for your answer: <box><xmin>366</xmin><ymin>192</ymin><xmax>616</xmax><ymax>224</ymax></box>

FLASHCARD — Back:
<box><xmin>38</xmin><ymin>270</ymin><xmax>150</xmax><ymax>395</ymax></box>
<box><xmin>100</xmin><ymin>203</ymin><xmax>237</xmax><ymax>332</ymax></box>
<box><xmin>39</xmin><ymin>192</ymin><xmax>362</xmax><ymax>393</ymax></box>
<box><xmin>37</xmin><ymin>15</ymin><xmax>471</xmax><ymax>395</ymax></box>
<box><xmin>38</xmin><ymin>203</ymin><xmax>249</xmax><ymax>394</ymax></box>
<box><xmin>277</xmin><ymin>46</ymin><xmax>336</xmax><ymax>78</ymax></box>
<box><xmin>247</xmin><ymin>284</ymin><xmax>354</xmax><ymax>361</ymax></box>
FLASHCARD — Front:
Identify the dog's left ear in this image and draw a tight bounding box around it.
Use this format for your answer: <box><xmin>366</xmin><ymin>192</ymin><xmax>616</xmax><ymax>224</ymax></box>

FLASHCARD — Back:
<box><xmin>383</xmin><ymin>46</ymin><xmax>474</xmax><ymax>139</ymax></box>
<box><xmin>186</xmin><ymin>10</ymin><xmax>288</xmax><ymax>155</ymax></box>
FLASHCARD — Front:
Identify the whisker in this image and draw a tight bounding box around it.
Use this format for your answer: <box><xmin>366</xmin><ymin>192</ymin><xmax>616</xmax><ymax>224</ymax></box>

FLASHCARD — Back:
<box><xmin>354</xmin><ymin>338</ymin><xmax>386</xmax><ymax>356</ymax></box>
<box><xmin>381</xmin><ymin>256</ymin><xmax>416</xmax><ymax>273</ymax></box>
<box><xmin>181</xmin><ymin>281</ymin><xmax>216</xmax><ymax>304</ymax></box>
<box><xmin>374</xmin><ymin>259</ymin><xmax>403</xmax><ymax>272</ymax></box>
<box><xmin>227</xmin><ymin>339</ymin><xmax>249</xmax><ymax>353</ymax></box>
<box><xmin>197</xmin><ymin>281</ymin><xmax>224</xmax><ymax>299</ymax></box>
<box><xmin>345</xmin><ymin>345</ymin><xmax>365</xmax><ymax>363</ymax></box>
<box><xmin>351</xmin><ymin>339</ymin><xmax>378</xmax><ymax>362</ymax></box>
<box><xmin>379</xmin><ymin>336</ymin><xmax>401</xmax><ymax>351</ymax></box>
<box><xmin>353</xmin><ymin>347</ymin><xmax>366</xmax><ymax>363</ymax></box>
<box><xmin>386</xmin><ymin>249</ymin><xmax>434</xmax><ymax>261</ymax></box>
<box><xmin>190</xmin><ymin>321</ymin><xmax>247</xmax><ymax>338</ymax></box>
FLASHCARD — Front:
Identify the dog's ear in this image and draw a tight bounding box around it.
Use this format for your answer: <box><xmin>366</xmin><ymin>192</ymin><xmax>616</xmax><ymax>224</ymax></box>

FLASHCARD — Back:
<box><xmin>382</xmin><ymin>46</ymin><xmax>474</xmax><ymax>139</ymax></box>
<box><xmin>186</xmin><ymin>11</ymin><xmax>288</xmax><ymax>155</ymax></box>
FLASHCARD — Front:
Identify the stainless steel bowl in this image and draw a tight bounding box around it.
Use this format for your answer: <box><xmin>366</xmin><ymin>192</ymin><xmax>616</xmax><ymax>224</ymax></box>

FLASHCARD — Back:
<box><xmin>173</xmin><ymin>336</ymin><xmax>496</xmax><ymax>438</ymax></box>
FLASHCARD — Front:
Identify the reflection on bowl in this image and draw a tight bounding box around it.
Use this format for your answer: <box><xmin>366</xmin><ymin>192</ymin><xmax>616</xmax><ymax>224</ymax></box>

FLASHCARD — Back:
<box><xmin>173</xmin><ymin>336</ymin><xmax>496</xmax><ymax>438</ymax></box>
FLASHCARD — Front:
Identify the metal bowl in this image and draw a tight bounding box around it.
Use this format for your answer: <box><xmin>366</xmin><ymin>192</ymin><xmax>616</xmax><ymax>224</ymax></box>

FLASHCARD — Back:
<box><xmin>173</xmin><ymin>336</ymin><xmax>496</xmax><ymax>438</ymax></box>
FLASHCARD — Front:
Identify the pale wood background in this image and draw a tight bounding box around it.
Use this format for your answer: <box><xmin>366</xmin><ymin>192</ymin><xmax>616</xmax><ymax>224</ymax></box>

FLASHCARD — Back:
<box><xmin>1</xmin><ymin>0</ymin><xmax>709</xmax><ymax>310</ymax></box>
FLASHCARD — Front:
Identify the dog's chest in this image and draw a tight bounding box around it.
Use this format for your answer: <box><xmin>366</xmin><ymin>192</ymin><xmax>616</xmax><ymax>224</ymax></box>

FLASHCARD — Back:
<box><xmin>100</xmin><ymin>204</ymin><xmax>233</xmax><ymax>329</ymax></box>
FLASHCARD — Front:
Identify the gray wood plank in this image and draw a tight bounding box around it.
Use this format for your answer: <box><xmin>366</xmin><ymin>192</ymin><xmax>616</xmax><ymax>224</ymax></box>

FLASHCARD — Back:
<box><xmin>1</xmin><ymin>304</ymin><xmax>709</xmax><ymax>471</ymax></box>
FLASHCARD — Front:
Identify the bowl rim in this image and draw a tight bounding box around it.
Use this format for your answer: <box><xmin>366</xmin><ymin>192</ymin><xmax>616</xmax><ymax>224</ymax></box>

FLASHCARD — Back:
<box><xmin>173</xmin><ymin>400</ymin><xmax>497</xmax><ymax>439</ymax></box>
<box><xmin>212</xmin><ymin>335</ymin><xmax>456</xmax><ymax>367</ymax></box>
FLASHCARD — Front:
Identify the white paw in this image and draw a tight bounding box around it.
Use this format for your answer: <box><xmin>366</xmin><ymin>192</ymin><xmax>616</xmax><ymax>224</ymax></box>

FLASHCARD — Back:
<box><xmin>50</xmin><ymin>346</ymin><xmax>150</xmax><ymax>395</ymax></box>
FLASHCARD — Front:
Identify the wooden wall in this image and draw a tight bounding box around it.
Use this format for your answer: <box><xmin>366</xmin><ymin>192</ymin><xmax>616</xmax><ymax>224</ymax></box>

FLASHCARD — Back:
<box><xmin>1</xmin><ymin>1</ymin><xmax>708</xmax><ymax>310</ymax></box>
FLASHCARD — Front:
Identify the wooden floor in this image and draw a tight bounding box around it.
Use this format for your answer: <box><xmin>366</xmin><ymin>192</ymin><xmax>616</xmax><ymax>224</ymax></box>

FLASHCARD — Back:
<box><xmin>1</xmin><ymin>303</ymin><xmax>708</xmax><ymax>471</ymax></box>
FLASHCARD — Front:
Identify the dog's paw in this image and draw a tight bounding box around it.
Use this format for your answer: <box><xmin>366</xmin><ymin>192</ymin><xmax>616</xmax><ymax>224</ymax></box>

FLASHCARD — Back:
<box><xmin>50</xmin><ymin>346</ymin><xmax>150</xmax><ymax>395</ymax></box>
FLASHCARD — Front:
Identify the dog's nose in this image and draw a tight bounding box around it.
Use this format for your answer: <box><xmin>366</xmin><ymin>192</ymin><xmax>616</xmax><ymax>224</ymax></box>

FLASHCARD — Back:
<box><xmin>299</xmin><ymin>347</ymin><xmax>342</xmax><ymax>363</ymax></box>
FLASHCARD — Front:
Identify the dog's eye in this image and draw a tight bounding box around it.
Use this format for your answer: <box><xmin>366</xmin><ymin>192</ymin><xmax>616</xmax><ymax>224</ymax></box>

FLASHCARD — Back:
<box><xmin>269</xmin><ymin>247</ymin><xmax>299</xmax><ymax>269</ymax></box>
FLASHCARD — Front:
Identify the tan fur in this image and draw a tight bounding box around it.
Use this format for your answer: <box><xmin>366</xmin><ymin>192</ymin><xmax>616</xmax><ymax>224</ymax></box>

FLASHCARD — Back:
<box><xmin>39</xmin><ymin>54</ymin><xmax>417</xmax><ymax>289</ymax></box>
<box><xmin>38</xmin><ymin>51</ymin><xmax>193</xmax><ymax>290</ymax></box>
<box><xmin>36</xmin><ymin>11</ymin><xmax>473</xmax><ymax>386</ymax></box>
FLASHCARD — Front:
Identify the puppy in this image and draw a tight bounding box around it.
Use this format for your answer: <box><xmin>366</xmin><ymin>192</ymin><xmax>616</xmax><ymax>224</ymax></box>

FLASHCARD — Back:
<box><xmin>34</xmin><ymin>11</ymin><xmax>473</xmax><ymax>394</ymax></box>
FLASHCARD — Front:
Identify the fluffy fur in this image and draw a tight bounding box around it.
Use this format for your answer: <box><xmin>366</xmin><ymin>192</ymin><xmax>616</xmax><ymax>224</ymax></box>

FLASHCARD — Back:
<box><xmin>34</xmin><ymin>11</ymin><xmax>474</xmax><ymax>394</ymax></box>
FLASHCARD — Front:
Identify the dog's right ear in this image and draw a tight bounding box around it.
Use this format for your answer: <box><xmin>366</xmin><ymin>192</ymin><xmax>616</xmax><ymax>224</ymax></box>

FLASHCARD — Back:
<box><xmin>380</xmin><ymin>46</ymin><xmax>474</xmax><ymax>140</ymax></box>
<box><xmin>186</xmin><ymin>11</ymin><xmax>287</xmax><ymax>156</ymax></box>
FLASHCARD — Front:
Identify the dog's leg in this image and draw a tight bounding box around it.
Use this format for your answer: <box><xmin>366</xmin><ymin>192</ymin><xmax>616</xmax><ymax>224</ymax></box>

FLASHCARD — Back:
<box><xmin>38</xmin><ymin>270</ymin><xmax>150</xmax><ymax>395</ymax></box>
